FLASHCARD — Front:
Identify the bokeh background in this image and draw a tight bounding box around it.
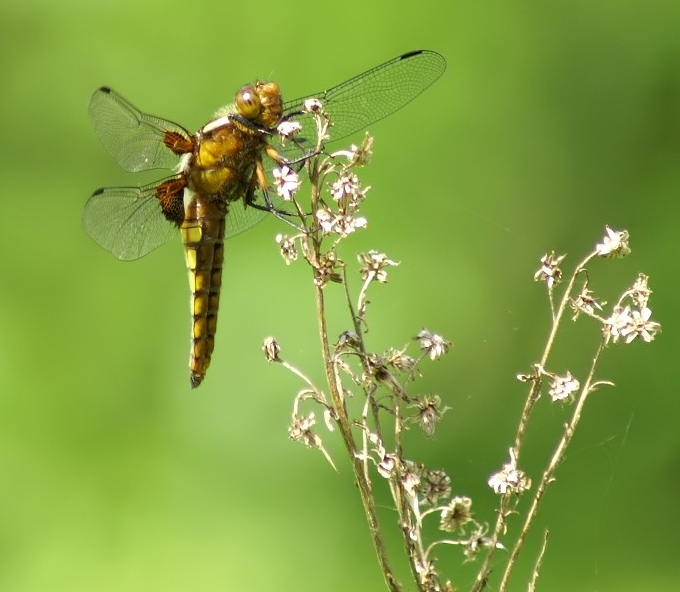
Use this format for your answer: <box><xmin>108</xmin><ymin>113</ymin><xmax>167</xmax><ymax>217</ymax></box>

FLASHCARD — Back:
<box><xmin>1</xmin><ymin>0</ymin><xmax>679</xmax><ymax>590</ymax></box>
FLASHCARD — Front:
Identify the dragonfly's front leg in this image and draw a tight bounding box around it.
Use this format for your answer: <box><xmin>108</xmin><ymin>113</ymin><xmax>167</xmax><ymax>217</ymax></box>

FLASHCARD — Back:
<box><xmin>243</xmin><ymin>152</ymin><xmax>307</xmax><ymax>233</ymax></box>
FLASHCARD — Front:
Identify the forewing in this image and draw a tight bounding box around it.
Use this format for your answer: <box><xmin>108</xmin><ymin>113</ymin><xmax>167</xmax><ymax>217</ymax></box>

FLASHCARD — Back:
<box><xmin>280</xmin><ymin>50</ymin><xmax>446</xmax><ymax>152</ymax></box>
<box><xmin>89</xmin><ymin>87</ymin><xmax>191</xmax><ymax>173</ymax></box>
<box><xmin>83</xmin><ymin>180</ymin><xmax>179</xmax><ymax>260</ymax></box>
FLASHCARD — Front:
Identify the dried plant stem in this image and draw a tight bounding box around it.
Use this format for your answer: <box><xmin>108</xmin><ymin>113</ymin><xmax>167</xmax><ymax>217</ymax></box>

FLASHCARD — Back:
<box><xmin>498</xmin><ymin>338</ymin><xmax>606</xmax><ymax>592</ymax></box>
<box><xmin>304</xmin><ymin>153</ymin><xmax>401</xmax><ymax>590</ymax></box>
<box><xmin>514</xmin><ymin>252</ymin><xmax>597</xmax><ymax>456</ymax></box>
<box><xmin>528</xmin><ymin>530</ymin><xmax>549</xmax><ymax>592</ymax></box>
<box><xmin>473</xmin><ymin>253</ymin><xmax>599</xmax><ymax>592</ymax></box>
<box><xmin>313</xmin><ymin>276</ymin><xmax>402</xmax><ymax>592</ymax></box>
<box><xmin>304</xmin><ymin>155</ymin><xmax>399</xmax><ymax>586</ymax></box>
<box><xmin>392</xmin><ymin>422</ymin><xmax>427</xmax><ymax>591</ymax></box>
<box><xmin>274</xmin><ymin>107</ymin><xmax>653</xmax><ymax>592</ymax></box>
<box><xmin>470</xmin><ymin>495</ymin><xmax>510</xmax><ymax>592</ymax></box>
<box><xmin>343</xmin><ymin>267</ymin><xmax>427</xmax><ymax>590</ymax></box>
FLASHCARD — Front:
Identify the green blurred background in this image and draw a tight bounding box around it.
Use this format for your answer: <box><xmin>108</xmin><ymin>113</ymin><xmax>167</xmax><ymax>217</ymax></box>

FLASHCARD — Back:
<box><xmin>1</xmin><ymin>0</ymin><xmax>679</xmax><ymax>590</ymax></box>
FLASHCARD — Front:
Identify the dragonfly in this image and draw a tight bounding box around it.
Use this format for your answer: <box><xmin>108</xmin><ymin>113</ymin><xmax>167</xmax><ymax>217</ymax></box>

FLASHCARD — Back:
<box><xmin>84</xmin><ymin>49</ymin><xmax>447</xmax><ymax>388</ymax></box>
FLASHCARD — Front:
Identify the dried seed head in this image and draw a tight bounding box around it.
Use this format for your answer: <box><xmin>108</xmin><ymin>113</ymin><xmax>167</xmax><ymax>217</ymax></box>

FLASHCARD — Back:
<box><xmin>262</xmin><ymin>336</ymin><xmax>281</xmax><ymax>362</ymax></box>
<box><xmin>534</xmin><ymin>251</ymin><xmax>566</xmax><ymax>289</ymax></box>
<box><xmin>410</xmin><ymin>394</ymin><xmax>449</xmax><ymax>436</ymax></box>
<box><xmin>288</xmin><ymin>412</ymin><xmax>321</xmax><ymax>448</ymax></box>
<box><xmin>358</xmin><ymin>251</ymin><xmax>399</xmax><ymax>283</ymax></box>
<box><xmin>439</xmin><ymin>496</ymin><xmax>473</xmax><ymax>533</ymax></box>
<box><xmin>418</xmin><ymin>469</ymin><xmax>452</xmax><ymax>505</ymax></box>
<box><xmin>571</xmin><ymin>286</ymin><xmax>604</xmax><ymax>320</ymax></box>
<box><xmin>276</xmin><ymin>233</ymin><xmax>298</xmax><ymax>265</ymax></box>
<box><xmin>415</xmin><ymin>329</ymin><xmax>452</xmax><ymax>360</ymax></box>
<box><xmin>630</xmin><ymin>273</ymin><xmax>652</xmax><ymax>310</ymax></box>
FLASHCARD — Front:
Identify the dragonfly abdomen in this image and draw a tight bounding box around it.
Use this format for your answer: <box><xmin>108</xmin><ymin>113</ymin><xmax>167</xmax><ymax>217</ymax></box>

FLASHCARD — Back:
<box><xmin>181</xmin><ymin>192</ymin><xmax>227</xmax><ymax>388</ymax></box>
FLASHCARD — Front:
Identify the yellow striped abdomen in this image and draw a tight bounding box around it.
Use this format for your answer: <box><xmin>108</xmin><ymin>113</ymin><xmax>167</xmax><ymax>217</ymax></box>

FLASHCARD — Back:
<box><xmin>180</xmin><ymin>192</ymin><xmax>227</xmax><ymax>388</ymax></box>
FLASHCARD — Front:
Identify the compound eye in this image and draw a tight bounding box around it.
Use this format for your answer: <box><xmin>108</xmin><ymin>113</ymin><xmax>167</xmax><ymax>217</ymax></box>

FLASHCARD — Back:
<box><xmin>236</xmin><ymin>85</ymin><xmax>261</xmax><ymax>119</ymax></box>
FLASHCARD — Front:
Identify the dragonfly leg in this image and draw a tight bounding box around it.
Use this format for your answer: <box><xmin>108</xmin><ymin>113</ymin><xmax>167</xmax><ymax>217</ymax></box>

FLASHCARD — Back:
<box><xmin>239</xmin><ymin>158</ymin><xmax>306</xmax><ymax>234</ymax></box>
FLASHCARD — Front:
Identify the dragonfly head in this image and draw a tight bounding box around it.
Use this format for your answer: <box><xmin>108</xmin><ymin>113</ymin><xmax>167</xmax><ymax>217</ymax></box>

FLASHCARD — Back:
<box><xmin>235</xmin><ymin>81</ymin><xmax>283</xmax><ymax>129</ymax></box>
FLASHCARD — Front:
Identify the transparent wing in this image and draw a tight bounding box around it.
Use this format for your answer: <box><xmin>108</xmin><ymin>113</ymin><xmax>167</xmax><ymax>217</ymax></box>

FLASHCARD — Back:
<box><xmin>83</xmin><ymin>180</ymin><xmax>179</xmax><ymax>260</ymax></box>
<box><xmin>89</xmin><ymin>87</ymin><xmax>191</xmax><ymax>173</ymax></box>
<box><xmin>259</xmin><ymin>51</ymin><xmax>446</xmax><ymax>212</ymax></box>
<box><xmin>224</xmin><ymin>197</ymin><xmax>269</xmax><ymax>239</ymax></box>
<box><xmin>279</xmin><ymin>50</ymin><xmax>446</xmax><ymax>152</ymax></box>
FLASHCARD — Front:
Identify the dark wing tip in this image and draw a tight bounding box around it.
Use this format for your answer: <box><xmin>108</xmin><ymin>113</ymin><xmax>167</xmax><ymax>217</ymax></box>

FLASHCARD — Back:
<box><xmin>400</xmin><ymin>49</ymin><xmax>425</xmax><ymax>60</ymax></box>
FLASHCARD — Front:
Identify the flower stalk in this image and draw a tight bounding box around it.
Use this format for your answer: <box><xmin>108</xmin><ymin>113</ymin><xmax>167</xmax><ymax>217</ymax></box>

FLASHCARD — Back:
<box><xmin>265</xmin><ymin>104</ymin><xmax>659</xmax><ymax>592</ymax></box>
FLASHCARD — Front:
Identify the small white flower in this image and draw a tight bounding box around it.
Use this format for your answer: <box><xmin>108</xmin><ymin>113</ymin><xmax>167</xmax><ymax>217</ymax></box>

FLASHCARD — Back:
<box><xmin>619</xmin><ymin>306</ymin><xmax>661</xmax><ymax>343</ymax></box>
<box><xmin>606</xmin><ymin>306</ymin><xmax>661</xmax><ymax>344</ymax></box>
<box><xmin>275</xmin><ymin>233</ymin><xmax>298</xmax><ymax>265</ymax></box>
<box><xmin>596</xmin><ymin>225</ymin><xmax>630</xmax><ymax>258</ymax></box>
<box><xmin>606</xmin><ymin>307</ymin><xmax>631</xmax><ymax>343</ymax></box>
<box><xmin>277</xmin><ymin>120</ymin><xmax>302</xmax><ymax>139</ymax></box>
<box><xmin>302</xmin><ymin>98</ymin><xmax>323</xmax><ymax>113</ymax></box>
<box><xmin>330</xmin><ymin>172</ymin><xmax>360</xmax><ymax>201</ymax></box>
<box><xmin>334</xmin><ymin>214</ymin><xmax>367</xmax><ymax>236</ymax></box>
<box><xmin>272</xmin><ymin>166</ymin><xmax>301</xmax><ymax>201</ymax></box>
<box><xmin>548</xmin><ymin>371</ymin><xmax>580</xmax><ymax>402</ymax></box>
<box><xmin>488</xmin><ymin>449</ymin><xmax>531</xmax><ymax>495</ymax></box>
<box><xmin>316</xmin><ymin>210</ymin><xmax>367</xmax><ymax>236</ymax></box>
<box><xmin>329</xmin><ymin>171</ymin><xmax>369</xmax><ymax>212</ymax></box>
<box><xmin>316</xmin><ymin>208</ymin><xmax>336</xmax><ymax>233</ymax></box>
<box><xmin>358</xmin><ymin>251</ymin><xmax>399</xmax><ymax>283</ymax></box>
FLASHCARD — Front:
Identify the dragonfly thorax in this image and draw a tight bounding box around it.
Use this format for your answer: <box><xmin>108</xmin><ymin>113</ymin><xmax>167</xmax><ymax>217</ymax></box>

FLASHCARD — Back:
<box><xmin>185</xmin><ymin>120</ymin><xmax>264</xmax><ymax>199</ymax></box>
<box><xmin>184</xmin><ymin>81</ymin><xmax>283</xmax><ymax>199</ymax></box>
